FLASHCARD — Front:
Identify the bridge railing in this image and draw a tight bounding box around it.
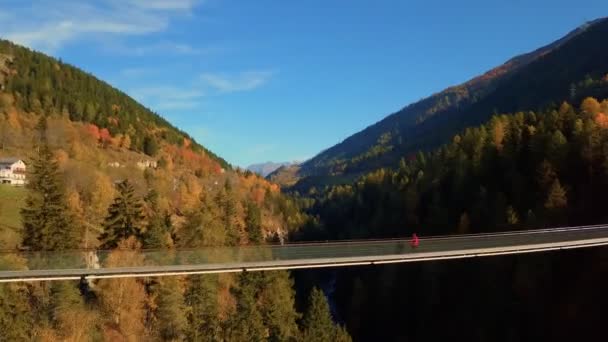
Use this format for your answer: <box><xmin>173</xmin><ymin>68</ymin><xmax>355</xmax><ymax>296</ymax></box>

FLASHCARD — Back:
<box><xmin>1</xmin><ymin>224</ymin><xmax>607</xmax><ymax>274</ymax></box>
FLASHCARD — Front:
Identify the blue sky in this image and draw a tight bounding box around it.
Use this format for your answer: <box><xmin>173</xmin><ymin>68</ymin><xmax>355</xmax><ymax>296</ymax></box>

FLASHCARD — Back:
<box><xmin>2</xmin><ymin>0</ymin><xmax>608</xmax><ymax>167</ymax></box>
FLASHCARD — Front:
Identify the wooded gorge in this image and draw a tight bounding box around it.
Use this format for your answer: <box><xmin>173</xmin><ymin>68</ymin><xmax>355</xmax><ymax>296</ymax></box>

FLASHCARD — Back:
<box><xmin>292</xmin><ymin>97</ymin><xmax>608</xmax><ymax>341</ymax></box>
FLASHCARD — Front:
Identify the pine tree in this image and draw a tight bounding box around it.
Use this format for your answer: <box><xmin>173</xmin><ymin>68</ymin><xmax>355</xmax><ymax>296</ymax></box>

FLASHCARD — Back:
<box><xmin>302</xmin><ymin>287</ymin><xmax>336</xmax><ymax>342</ymax></box>
<box><xmin>143</xmin><ymin>136</ymin><xmax>159</xmax><ymax>156</ymax></box>
<box><xmin>548</xmin><ymin>130</ymin><xmax>568</xmax><ymax>166</ymax></box>
<box><xmin>245</xmin><ymin>201</ymin><xmax>263</xmax><ymax>243</ymax></box>
<box><xmin>258</xmin><ymin>271</ymin><xmax>300</xmax><ymax>341</ymax></box>
<box><xmin>457</xmin><ymin>212</ymin><xmax>471</xmax><ymax>234</ymax></box>
<box><xmin>0</xmin><ymin>284</ymin><xmax>33</xmax><ymax>340</ymax></box>
<box><xmin>142</xmin><ymin>190</ymin><xmax>171</xmax><ymax>249</ymax></box>
<box><xmin>185</xmin><ymin>275</ymin><xmax>221</xmax><ymax>342</ymax></box>
<box><xmin>225</xmin><ymin>272</ymin><xmax>266</xmax><ymax>342</ymax></box>
<box><xmin>153</xmin><ymin>277</ymin><xmax>187</xmax><ymax>341</ymax></box>
<box><xmin>142</xmin><ymin>211</ymin><xmax>171</xmax><ymax>249</ymax></box>
<box><xmin>536</xmin><ymin>160</ymin><xmax>557</xmax><ymax>190</ymax></box>
<box><xmin>525</xmin><ymin>209</ymin><xmax>538</xmax><ymax>227</ymax></box>
<box><xmin>216</xmin><ymin>181</ymin><xmax>239</xmax><ymax>245</ymax></box>
<box><xmin>335</xmin><ymin>325</ymin><xmax>352</xmax><ymax>342</ymax></box>
<box><xmin>99</xmin><ymin>180</ymin><xmax>145</xmax><ymax>249</ymax></box>
<box><xmin>506</xmin><ymin>206</ymin><xmax>519</xmax><ymax>226</ymax></box>
<box><xmin>545</xmin><ymin>179</ymin><xmax>568</xmax><ymax>210</ymax></box>
<box><xmin>49</xmin><ymin>280</ymin><xmax>85</xmax><ymax>338</ymax></box>
<box><xmin>21</xmin><ymin>116</ymin><xmax>78</xmax><ymax>251</ymax></box>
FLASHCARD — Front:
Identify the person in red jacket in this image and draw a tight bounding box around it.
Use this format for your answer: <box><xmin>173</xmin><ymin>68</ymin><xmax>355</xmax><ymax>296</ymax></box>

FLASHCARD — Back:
<box><xmin>410</xmin><ymin>233</ymin><xmax>420</xmax><ymax>248</ymax></box>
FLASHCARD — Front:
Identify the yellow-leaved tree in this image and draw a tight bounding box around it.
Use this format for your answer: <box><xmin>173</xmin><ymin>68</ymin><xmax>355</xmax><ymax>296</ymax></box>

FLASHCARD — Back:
<box><xmin>581</xmin><ymin>97</ymin><xmax>601</xmax><ymax>114</ymax></box>
<box><xmin>96</xmin><ymin>237</ymin><xmax>147</xmax><ymax>341</ymax></box>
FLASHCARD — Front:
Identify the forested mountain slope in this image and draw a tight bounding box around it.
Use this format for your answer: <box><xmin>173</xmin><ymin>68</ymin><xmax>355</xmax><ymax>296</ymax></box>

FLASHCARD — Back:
<box><xmin>0</xmin><ymin>39</ymin><xmax>228</xmax><ymax>167</ymax></box>
<box><xmin>0</xmin><ymin>39</ymin><xmax>307</xmax><ymax>249</ymax></box>
<box><xmin>302</xmin><ymin>97</ymin><xmax>608</xmax><ymax>240</ymax></box>
<box><xmin>0</xmin><ymin>40</ymin><xmax>349</xmax><ymax>341</ymax></box>
<box><xmin>297</xmin><ymin>96</ymin><xmax>608</xmax><ymax>341</ymax></box>
<box><xmin>274</xmin><ymin>17</ymin><xmax>608</xmax><ymax>193</ymax></box>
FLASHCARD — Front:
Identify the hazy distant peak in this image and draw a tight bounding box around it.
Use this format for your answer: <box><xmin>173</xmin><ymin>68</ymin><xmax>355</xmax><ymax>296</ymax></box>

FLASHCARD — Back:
<box><xmin>247</xmin><ymin>161</ymin><xmax>297</xmax><ymax>177</ymax></box>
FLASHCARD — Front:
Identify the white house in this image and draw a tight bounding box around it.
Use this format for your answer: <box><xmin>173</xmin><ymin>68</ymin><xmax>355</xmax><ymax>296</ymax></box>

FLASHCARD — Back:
<box><xmin>0</xmin><ymin>158</ymin><xmax>26</xmax><ymax>186</ymax></box>
<box><xmin>136</xmin><ymin>159</ymin><xmax>157</xmax><ymax>170</ymax></box>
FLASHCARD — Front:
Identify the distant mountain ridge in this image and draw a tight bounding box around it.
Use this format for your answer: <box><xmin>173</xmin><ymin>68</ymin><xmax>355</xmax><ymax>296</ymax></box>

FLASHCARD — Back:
<box><xmin>272</xmin><ymin>17</ymin><xmax>608</xmax><ymax>192</ymax></box>
<box><xmin>247</xmin><ymin>161</ymin><xmax>297</xmax><ymax>177</ymax></box>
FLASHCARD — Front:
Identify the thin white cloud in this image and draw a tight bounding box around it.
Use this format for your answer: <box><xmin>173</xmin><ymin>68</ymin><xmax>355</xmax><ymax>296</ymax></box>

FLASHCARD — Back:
<box><xmin>125</xmin><ymin>0</ymin><xmax>200</xmax><ymax>11</ymax></box>
<box><xmin>128</xmin><ymin>85</ymin><xmax>205</xmax><ymax>112</ymax></box>
<box><xmin>106</xmin><ymin>40</ymin><xmax>222</xmax><ymax>57</ymax></box>
<box><xmin>131</xmin><ymin>86</ymin><xmax>204</xmax><ymax>101</ymax></box>
<box><xmin>6</xmin><ymin>19</ymin><xmax>166</xmax><ymax>51</ymax></box>
<box><xmin>120</xmin><ymin>67</ymin><xmax>155</xmax><ymax>78</ymax></box>
<box><xmin>200</xmin><ymin>70</ymin><xmax>276</xmax><ymax>93</ymax></box>
<box><xmin>155</xmin><ymin>100</ymin><xmax>202</xmax><ymax>111</ymax></box>
<box><xmin>125</xmin><ymin>68</ymin><xmax>275</xmax><ymax>113</ymax></box>
<box><xmin>6</xmin><ymin>22</ymin><xmax>79</xmax><ymax>51</ymax></box>
<box><xmin>1</xmin><ymin>0</ymin><xmax>198</xmax><ymax>52</ymax></box>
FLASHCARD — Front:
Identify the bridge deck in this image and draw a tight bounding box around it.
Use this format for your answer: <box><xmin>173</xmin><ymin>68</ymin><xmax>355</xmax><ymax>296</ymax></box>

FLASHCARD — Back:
<box><xmin>1</xmin><ymin>225</ymin><xmax>608</xmax><ymax>282</ymax></box>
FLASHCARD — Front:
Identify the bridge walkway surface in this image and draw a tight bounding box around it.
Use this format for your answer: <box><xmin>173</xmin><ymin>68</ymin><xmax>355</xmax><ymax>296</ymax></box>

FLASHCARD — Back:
<box><xmin>1</xmin><ymin>225</ymin><xmax>607</xmax><ymax>282</ymax></box>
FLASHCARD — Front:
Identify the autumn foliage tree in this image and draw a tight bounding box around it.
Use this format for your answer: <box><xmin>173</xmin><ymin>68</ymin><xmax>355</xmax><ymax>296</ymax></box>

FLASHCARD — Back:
<box><xmin>96</xmin><ymin>238</ymin><xmax>147</xmax><ymax>340</ymax></box>
<box><xmin>581</xmin><ymin>97</ymin><xmax>601</xmax><ymax>114</ymax></box>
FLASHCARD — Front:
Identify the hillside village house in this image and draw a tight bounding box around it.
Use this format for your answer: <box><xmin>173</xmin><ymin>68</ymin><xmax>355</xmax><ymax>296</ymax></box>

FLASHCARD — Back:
<box><xmin>136</xmin><ymin>159</ymin><xmax>157</xmax><ymax>170</ymax></box>
<box><xmin>0</xmin><ymin>158</ymin><xmax>26</xmax><ymax>185</ymax></box>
